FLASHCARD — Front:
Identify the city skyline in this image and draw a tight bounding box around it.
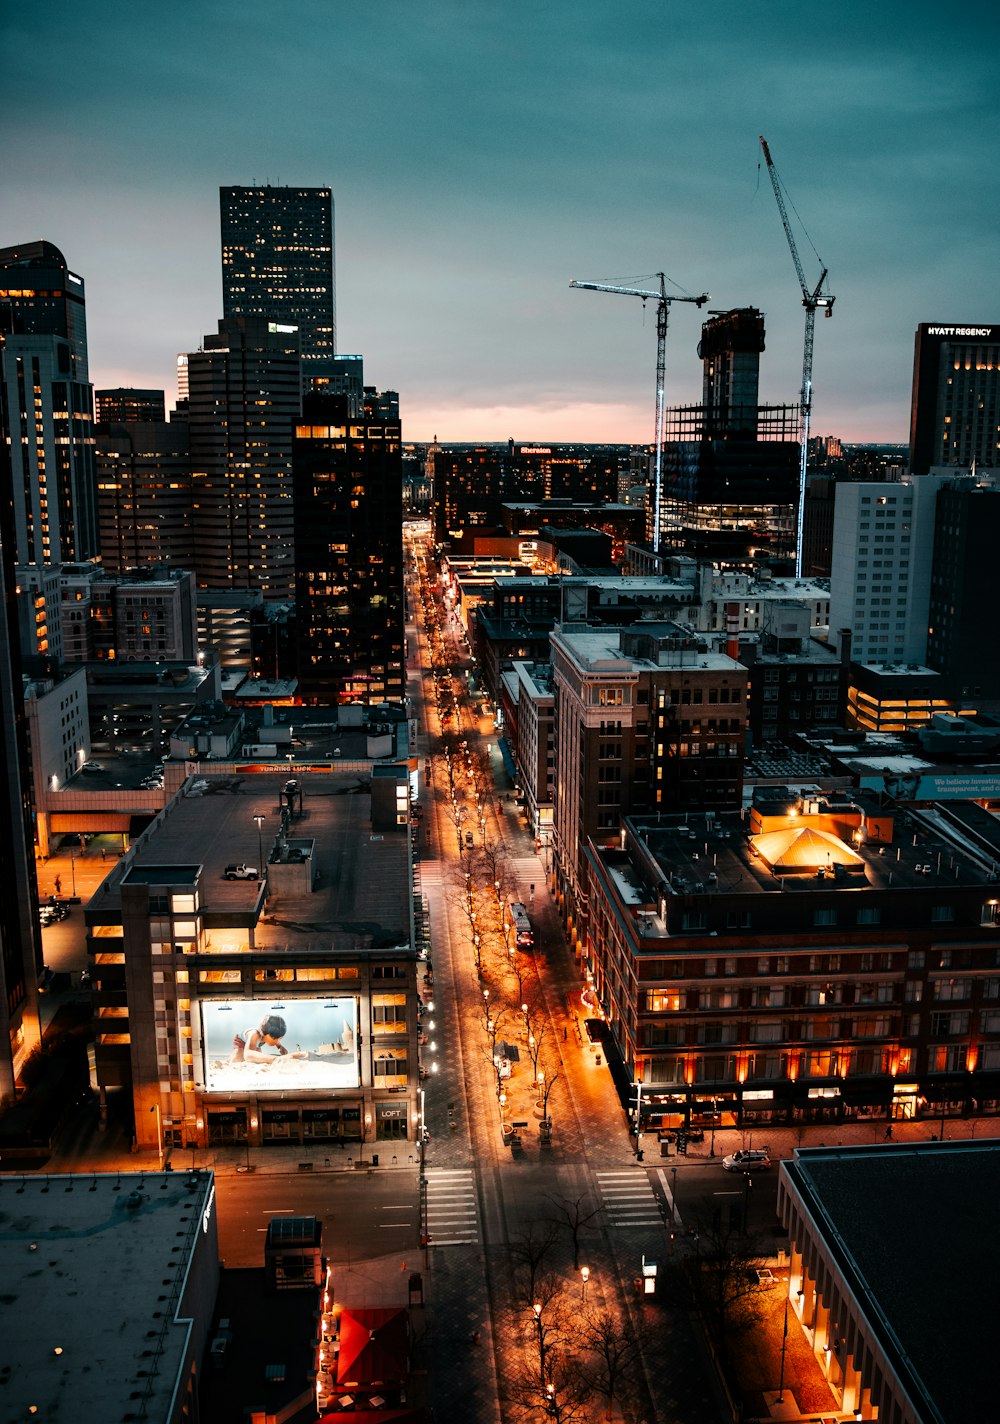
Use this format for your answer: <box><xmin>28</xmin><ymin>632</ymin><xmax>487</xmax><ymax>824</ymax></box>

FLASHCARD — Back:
<box><xmin>3</xmin><ymin>1</ymin><xmax>998</xmax><ymax>444</ymax></box>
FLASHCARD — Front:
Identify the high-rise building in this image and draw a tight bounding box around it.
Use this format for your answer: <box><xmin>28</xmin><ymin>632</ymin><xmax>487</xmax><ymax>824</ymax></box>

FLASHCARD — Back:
<box><xmin>0</xmin><ymin>239</ymin><xmax>88</xmax><ymax>378</ymax></box>
<box><xmin>293</xmin><ymin>393</ymin><xmax>404</xmax><ymax>704</ymax></box>
<box><xmin>94</xmin><ymin>388</ymin><xmax>165</xmax><ymax>424</ymax></box>
<box><xmin>0</xmin><ymin>434</ymin><xmax>43</xmax><ymax>1106</ymax></box>
<box><xmin>186</xmin><ymin>317</ymin><xmax>301</xmax><ymax>600</ymax></box>
<box><xmin>828</xmin><ymin>473</ymin><xmax>971</xmax><ymax>667</ymax></box>
<box><xmin>659</xmin><ymin>308</ymin><xmax>799</xmax><ymax>568</ymax></box>
<box><xmin>95</xmin><ymin>415</ymin><xmax>191</xmax><ymax>576</ymax></box>
<box><xmin>0</xmin><ymin>242</ymin><xmax>98</xmax><ymax>565</ymax></box>
<box><xmin>220</xmin><ymin>185</ymin><xmax>336</xmax><ymax>367</ymax></box>
<box><xmin>927</xmin><ymin>482</ymin><xmax>1000</xmax><ymax>702</ymax></box>
<box><xmin>909</xmin><ymin>322</ymin><xmax>1000</xmax><ymax>475</ymax></box>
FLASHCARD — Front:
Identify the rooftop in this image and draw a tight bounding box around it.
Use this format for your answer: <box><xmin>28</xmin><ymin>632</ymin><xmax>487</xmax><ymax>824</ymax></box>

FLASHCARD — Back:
<box><xmin>0</xmin><ymin>1170</ymin><xmax>215</xmax><ymax>1422</ymax></box>
<box><xmin>782</xmin><ymin>1141</ymin><xmax>1000</xmax><ymax>1424</ymax></box>
<box><xmin>88</xmin><ymin>773</ymin><xmax>413</xmax><ymax>952</ymax></box>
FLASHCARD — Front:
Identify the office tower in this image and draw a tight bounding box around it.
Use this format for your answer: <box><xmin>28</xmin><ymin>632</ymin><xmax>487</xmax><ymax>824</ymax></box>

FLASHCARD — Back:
<box><xmin>94</xmin><ymin>388</ymin><xmax>165</xmax><ymax>424</ymax></box>
<box><xmin>0</xmin><ymin>240</ymin><xmax>88</xmax><ymax>377</ymax></box>
<box><xmin>927</xmin><ymin>482</ymin><xmax>1000</xmax><ymax>701</ymax></box>
<box><xmin>0</xmin><ymin>431</ymin><xmax>42</xmax><ymax>1106</ymax></box>
<box><xmin>0</xmin><ymin>241</ymin><xmax>98</xmax><ymax>565</ymax></box>
<box><xmin>658</xmin><ymin>308</ymin><xmax>799</xmax><ymax>567</ymax></box>
<box><xmin>95</xmin><ymin>415</ymin><xmax>192</xmax><ymax>577</ymax></box>
<box><xmin>550</xmin><ymin>624</ymin><xmax>747</xmax><ymax>946</ymax></box>
<box><xmin>293</xmin><ymin>393</ymin><xmax>404</xmax><ymax>704</ymax></box>
<box><xmin>431</xmin><ymin>446</ymin><xmax>508</xmax><ymax>543</ymax></box>
<box><xmin>187</xmin><ymin>317</ymin><xmax>301</xmax><ymax>600</ymax></box>
<box><xmin>909</xmin><ymin>322</ymin><xmax>1000</xmax><ymax>475</ymax></box>
<box><xmin>220</xmin><ymin>186</ymin><xmax>336</xmax><ymax>367</ymax></box>
<box><xmin>828</xmin><ymin>473</ymin><xmax>972</xmax><ymax>668</ymax></box>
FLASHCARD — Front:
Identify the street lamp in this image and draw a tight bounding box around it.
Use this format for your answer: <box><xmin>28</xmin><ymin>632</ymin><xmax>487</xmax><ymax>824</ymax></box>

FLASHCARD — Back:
<box><xmin>580</xmin><ymin>1265</ymin><xmax>590</xmax><ymax>1302</ymax></box>
<box><xmin>252</xmin><ymin>813</ymin><xmax>265</xmax><ymax>878</ymax></box>
<box><xmin>532</xmin><ymin>1302</ymin><xmax>544</xmax><ymax>1378</ymax></box>
<box><xmin>710</xmin><ymin>1095</ymin><xmax>718</xmax><ymax>1158</ymax></box>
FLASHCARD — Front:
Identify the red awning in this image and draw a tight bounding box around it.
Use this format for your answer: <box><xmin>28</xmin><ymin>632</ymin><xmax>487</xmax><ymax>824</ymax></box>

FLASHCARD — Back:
<box><xmin>335</xmin><ymin>1305</ymin><xmax>409</xmax><ymax>1386</ymax></box>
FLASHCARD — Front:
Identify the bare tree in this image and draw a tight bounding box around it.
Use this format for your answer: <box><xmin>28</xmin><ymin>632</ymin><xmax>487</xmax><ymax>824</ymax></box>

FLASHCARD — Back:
<box><xmin>685</xmin><ymin>1208</ymin><xmax>770</xmax><ymax>1357</ymax></box>
<box><xmin>578</xmin><ymin>1308</ymin><xmax>648</xmax><ymax>1421</ymax></box>
<box><xmin>543</xmin><ymin>1192</ymin><xmax>604</xmax><ymax>1270</ymax></box>
<box><xmin>508</xmin><ymin>1220</ymin><xmax>560</xmax><ymax>1308</ymax></box>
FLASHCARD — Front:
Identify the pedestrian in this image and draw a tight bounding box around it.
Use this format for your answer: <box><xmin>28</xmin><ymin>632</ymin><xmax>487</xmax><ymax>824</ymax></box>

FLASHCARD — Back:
<box><xmin>884</xmin><ymin>1123</ymin><xmax>893</xmax><ymax>1140</ymax></box>
<box><xmin>563</xmin><ymin>1027</ymin><xmax>567</xmax><ymax>1041</ymax></box>
<box><xmin>54</xmin><ymin>876</ymin><xmax>61</xmax><ymax>894</ymax></box>
<box><xmin>101</xmin><ymin>847</ymin><xmax>106</xmax><ymax>861</ymax></box>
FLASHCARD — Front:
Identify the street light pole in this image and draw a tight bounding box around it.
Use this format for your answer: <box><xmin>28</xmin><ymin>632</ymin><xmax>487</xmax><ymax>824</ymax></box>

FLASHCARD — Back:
<box><xmin>253</xmin><ymin>814</ymin><xmax>265</xmax><ymax>878</ymax></box>
<box><xmin>533</xmin><ymin>1302</ymin><xmax>545</xmax><ymax>1381</ymax></box>
<box><xmin>710</xmin><ymin>1095</ymin><xmax>718</xmax><ymax>1158</ymax></box>
<box><xmin>580</xmin><ymin>1265</ymin><xmax>589</xmax><ymax>1303</ymax></box>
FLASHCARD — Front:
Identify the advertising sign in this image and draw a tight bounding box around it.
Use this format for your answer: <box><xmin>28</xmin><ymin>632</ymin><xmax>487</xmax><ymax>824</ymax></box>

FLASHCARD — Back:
<box><xmin>861</xmin><ymin>770</ymin><xmax>1000</xmax><ymax>802</ymax></box>
<box><xmin>200</xmin><ymin>997</ymin><xmax>359</xmax><ymax>1092</ymax></box>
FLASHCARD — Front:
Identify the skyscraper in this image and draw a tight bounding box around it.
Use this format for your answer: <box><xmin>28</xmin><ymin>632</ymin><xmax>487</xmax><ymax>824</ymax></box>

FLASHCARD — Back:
<box><xmin>293</xmin><ymin>393</ymin><xmax>404</xmax><ymax>704</ymax></box>
<box><xmin>187</xmin><ymin>317</ymin><xmax>301</xmax><ymax>600</ymax></box>
<box><xmin>658</xmin><ymin>308</ymin><xmax>799</xmax><ymax>567</ymax></box>
<box><xmin>909</xmin><ymin>322</ymin><xmax>1000</xmax><ymax>475</ymax></box>
<box><xmin>0</xmin><ymin>241</ymin><xmax>98</xmax><ymax>564</ymax></box>
<box><xmin>220</xmin><ymin>186</ymin><xmax>336</xmax><ymax>367</ymax></box>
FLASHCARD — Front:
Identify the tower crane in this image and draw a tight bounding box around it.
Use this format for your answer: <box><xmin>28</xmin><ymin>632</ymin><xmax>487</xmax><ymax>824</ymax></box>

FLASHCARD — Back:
<box><xmin>759</xmin><ymin>135</ymin><xmax>835</xmax><ymax>578</ymax></box>
<box><xmin>570</xmin><ymin>274</ymin><xmax>709</xmax><ymax>553</ymax></box>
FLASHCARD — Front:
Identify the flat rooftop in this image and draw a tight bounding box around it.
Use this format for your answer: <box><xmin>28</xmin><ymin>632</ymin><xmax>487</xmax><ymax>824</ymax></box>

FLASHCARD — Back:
<box><xmin>783</xmin><ymin>1141</ymin><xmax>1000</xmax><ymax>1424</ymax></box>
<box><xmin>89</xmin><ymin>773</ymin><xmax>412</xmax><ymax>952</ymax></box>
<box><xmin>626</xmin><ymin>804</ymin><xmax>998</xmax><ymax>899</ymax></box>
<box><xmin>0</xmin><ymin>1170</ymin><xmax>215</xmax><ymax>1422</ymax></box>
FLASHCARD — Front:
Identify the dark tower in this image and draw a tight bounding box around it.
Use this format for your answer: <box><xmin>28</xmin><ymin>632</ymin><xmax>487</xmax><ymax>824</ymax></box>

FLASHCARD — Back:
<box><xmin>293</xmin><ymin>394</ymin><xmax>404</xmax><ymax>704</ymax></box>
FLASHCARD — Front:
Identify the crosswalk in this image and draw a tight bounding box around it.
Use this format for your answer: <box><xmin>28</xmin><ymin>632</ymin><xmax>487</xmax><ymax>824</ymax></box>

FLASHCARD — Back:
<box><xmin>424</xmin><ymin>1168</ymin><xmax>480</xmax><ymax>1246</ymax></box>
<box><xmin>595</xmin><ymin>1169</ymin><xmax>664</xmax><ymax>1228</ymax></box>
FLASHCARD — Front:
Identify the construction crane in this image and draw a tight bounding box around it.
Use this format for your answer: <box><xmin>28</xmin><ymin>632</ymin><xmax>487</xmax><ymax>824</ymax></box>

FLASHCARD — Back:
<box><xmin>570</xmin><ymin>274</ymin><xmax>709</xmax><ymax>553</ymax></box>
<box><xmin>759</xmin><ymin>135</ymin><xmax>835</xmax><ymax>578</ymax></box>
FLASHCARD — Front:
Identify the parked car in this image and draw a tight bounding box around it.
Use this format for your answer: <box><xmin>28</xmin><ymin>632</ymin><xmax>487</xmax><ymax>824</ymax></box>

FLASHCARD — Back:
<box><xmin>224</xmin><ymin>863</ymin><xmax>259</xmax><ymax>880</ymax></box>
<box><xmin>722</xmin><ymin>1148</ymin><xmax>771</xmax><ymax>1173</ymax></box>
<box><xmin>82</xmin><ymin>760</ymin><xmax>102</xmax><ymax>772</ymax></box>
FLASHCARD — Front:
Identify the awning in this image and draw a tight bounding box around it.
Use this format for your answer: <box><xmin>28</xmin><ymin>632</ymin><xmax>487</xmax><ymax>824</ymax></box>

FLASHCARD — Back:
<box><xmin>840</xmin><ymin>1079</ymin><xmax>894</xmax><ymax>1107</ymax></box>
<box><xmin>336</xmin><ymin>1306</ymin><xmax>409</xmax><ymax>1387</ymax></box>
<box><xmin>920</xmin><ymin>1080</ymin><xmax>970</xmax><ymax>1103</ymax></box>
<box><xmin>969</xmin><ymin>1072</ymin><xmax>1000</xmax><ymax>1100</ymax></box>
<box><xmin>496</xmin><ymin>737</ymin><xmax>518</xmax><ymax>781</ymax></box>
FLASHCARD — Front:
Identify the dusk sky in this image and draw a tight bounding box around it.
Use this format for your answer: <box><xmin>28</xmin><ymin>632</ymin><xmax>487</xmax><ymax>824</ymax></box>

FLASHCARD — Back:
<box><xmin>4</xmin><ymin>1</ymin><xmax>998</xmax><ymax>445</ymax></box>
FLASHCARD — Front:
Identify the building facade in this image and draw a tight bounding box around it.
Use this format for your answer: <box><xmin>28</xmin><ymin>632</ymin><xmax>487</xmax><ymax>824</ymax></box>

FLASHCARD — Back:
<box><xmin>85</xmin><ymin>769</ymin><xmax>421</xmax><ymax>1154</ymax></box>
<box><xmin>584</xmin><ymin>796</ymin><xmax>1000</xmax><ymax>1133</ymax></box>
<box><xmin>95</xmin><ymin>416</ymin><xmax>192</xmax><ymax>576</ymax></box>
<box><xmin>187</xmin><ymin>317</ymin><xmax>301</xmax><ymax>600</ymax></box>
<box><xmin>220</xmin><ymin>185</ymin><xmax>336</xmax><ymax>368</ymax></box>
<box><xmin>293</xmin><ymin>394</ymin><xmax>405</xmax><ymax>705</ymax></box>
<box><xmin>908</xmin><ymin>321</ymin><xmax>1000</xmax><ymax>475</ymax></box>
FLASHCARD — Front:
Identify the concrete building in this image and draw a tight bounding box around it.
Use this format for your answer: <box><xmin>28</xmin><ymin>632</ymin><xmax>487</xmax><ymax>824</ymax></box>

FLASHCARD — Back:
<box><xmin>909</xmin><ymin>321</ymin><xmax>1000</xmax><ymax>475</ymax></box>
<box><xmin>220</xmin><ymin>184</ymin><xmax>336</xmax><ymax>367</ymax></box>
<box><xmin>24</xmin><ymin>665</ymin><xmax>90</xmax><ymax>803</ymax></box>
<box><xmin>550</xmin><ymin>624</ymin><xmax>747</xmax><ymax>950</ymax></box>
<box><xmin>94</xmin><ymin>386</ymin><xmax>166</xmax><ymax>423</ymax></box>
<box><xmin>84</xmin><ymin>769</ymin><xmax>421</xmax><ymax>1155</ymax></box>
<box><xmin>926</xmin><ymin>481</ymin><xmax>1000</xmax><ymax>705</ymax></box>
<box><xmin>0</xmin><ymin>1170</ymin><xmax>219</xmax><ymax>1424</ymax></box>
<box><xmin>740</xmin><ymin>601</ymin><xmax>847</xmax><ymax>745</ymax></box>
<box><xmin>828</xmin><ymin>474</ymin><xmax>969</xmax><ymax>668</ymax></box>
<box><xmin>57</xmin><ymin>564</ymin><xmax>198</xmax><ymax>664</ymax></box>
<box><xmin>780</xmin><ymin>1142</ymin><xmax>1000</xmax><ymax>1422</ymax></box>
<box><xmin>187</xmin><ymin>317</ymin><xmax>301</xmax><ymax>600</ymax></box>
<box><xmin>95</xmin><ymin>415</ymin><xmax>192</xmax><ymax>577</ymax></box>
<box><xmin>583</xmin><ymin>795</ymin><xmax>1000</xmax><ymax>1131</ymax></box>
<box><xmin>14</xmin><ymin>562</ymin><xmax>61</xmax><ymax>661</ymax></box>
<box><xmin>497</xmin><ymin>660</ymin><xmax>555</xmax><ymax>852</ymax></box>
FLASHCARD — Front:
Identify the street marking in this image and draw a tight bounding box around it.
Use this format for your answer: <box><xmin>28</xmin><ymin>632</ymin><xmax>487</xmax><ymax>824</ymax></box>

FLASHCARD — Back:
<box><xmin>424</xmin><ymin>1167</ymin><xmax>480</xmax><ymax>1246</ymax></box>
<box><xmin>656</xmin><ymin>1168</ymin><xmax>684</xmax><ymax>1231</ymax></box>
<box><xmin>596</xmin><ymin>1170</ymin><xmax>663</xmax><ymax>1228</ymax></box>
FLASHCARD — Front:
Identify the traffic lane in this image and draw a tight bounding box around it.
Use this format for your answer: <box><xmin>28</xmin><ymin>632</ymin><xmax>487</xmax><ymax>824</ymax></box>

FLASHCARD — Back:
<box><xmin>215</xmin><ymin>1167</ymin><xmax>422</xmax><ymax>1267</ymax></box>
<box><xmin>650</xmin><ymin>1157</ymin><xmax>781</xmax><ymax>1240</ymax></box>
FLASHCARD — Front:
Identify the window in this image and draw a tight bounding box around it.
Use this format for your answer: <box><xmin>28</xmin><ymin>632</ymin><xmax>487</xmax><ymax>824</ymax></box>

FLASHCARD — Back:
<box><xmin>935</xmin><ymin>978</ymin><xmax>971</xmax><ymax>1001</ymax></box>
<box><xmin>813</xmin><ymin>909</ymin><xmax>837</xmax><ymax>927</ymax></box>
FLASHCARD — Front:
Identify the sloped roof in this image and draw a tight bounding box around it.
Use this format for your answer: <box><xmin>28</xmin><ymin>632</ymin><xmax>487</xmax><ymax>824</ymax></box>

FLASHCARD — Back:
<box><xmin>751</xmin><ymin>825</ymin><xmax>863</xmax><ymax>872</ymax></box>
<box><xmin>336</xmin><ymin>1305</ymin><xmax>409</xmax><ymax>1386</ymax></box>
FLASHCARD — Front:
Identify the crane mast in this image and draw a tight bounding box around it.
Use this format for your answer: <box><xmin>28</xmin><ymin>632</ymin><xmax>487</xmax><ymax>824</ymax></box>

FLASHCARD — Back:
<box><xmin>570</xmin><ymin>274</ymin><xmax>708</xmax><ymax>553</ymax></box>
<box><xmin>759</xmin><ymin>136</ymin><xmax>835</xmax><ymax>577</ymax></box>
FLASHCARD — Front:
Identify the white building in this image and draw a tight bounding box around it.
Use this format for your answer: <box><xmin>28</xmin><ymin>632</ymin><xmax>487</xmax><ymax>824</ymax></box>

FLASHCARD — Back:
<box><xmin>828</xmin><ymin>474</ymin><xmax>973</xmax><ymax>666</ymax></box>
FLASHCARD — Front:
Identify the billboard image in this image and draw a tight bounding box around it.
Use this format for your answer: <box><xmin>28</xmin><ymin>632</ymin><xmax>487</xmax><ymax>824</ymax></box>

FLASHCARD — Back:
<box><xmin>200</xmin><ymin>997</ymin><xmax>359</xmax><ymax>1092</ymax></box>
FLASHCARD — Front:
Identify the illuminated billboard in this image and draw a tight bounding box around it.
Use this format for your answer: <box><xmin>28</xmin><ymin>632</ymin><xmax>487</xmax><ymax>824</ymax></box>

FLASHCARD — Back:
<box><xmin>200</xmin><ymin>997</ymin><xmax>359</xmax><ymax>1093</ymax></box>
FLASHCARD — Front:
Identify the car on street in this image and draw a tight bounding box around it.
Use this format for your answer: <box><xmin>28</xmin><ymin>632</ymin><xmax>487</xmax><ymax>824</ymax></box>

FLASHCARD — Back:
<box><xmin>722</xmin><ymin>1148</ymin><xmax>771</xmax><ymax>1173</ymax></box>
<box><xmin>224</xmin><ymin>863</ymin><xmax>259</xmax><ymax>880</ymax></box>
<box><xmin>82</xmin><ymin>760</ymin><xmax>102</xmax><ymax>772</ymax></box>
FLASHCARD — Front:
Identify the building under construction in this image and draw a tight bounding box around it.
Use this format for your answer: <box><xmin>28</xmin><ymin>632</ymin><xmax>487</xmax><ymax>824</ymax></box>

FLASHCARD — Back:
<box><xmin>656</xmin><ymin>307</ymin><xmax>800</xmax><ymax>569</ymax></box>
